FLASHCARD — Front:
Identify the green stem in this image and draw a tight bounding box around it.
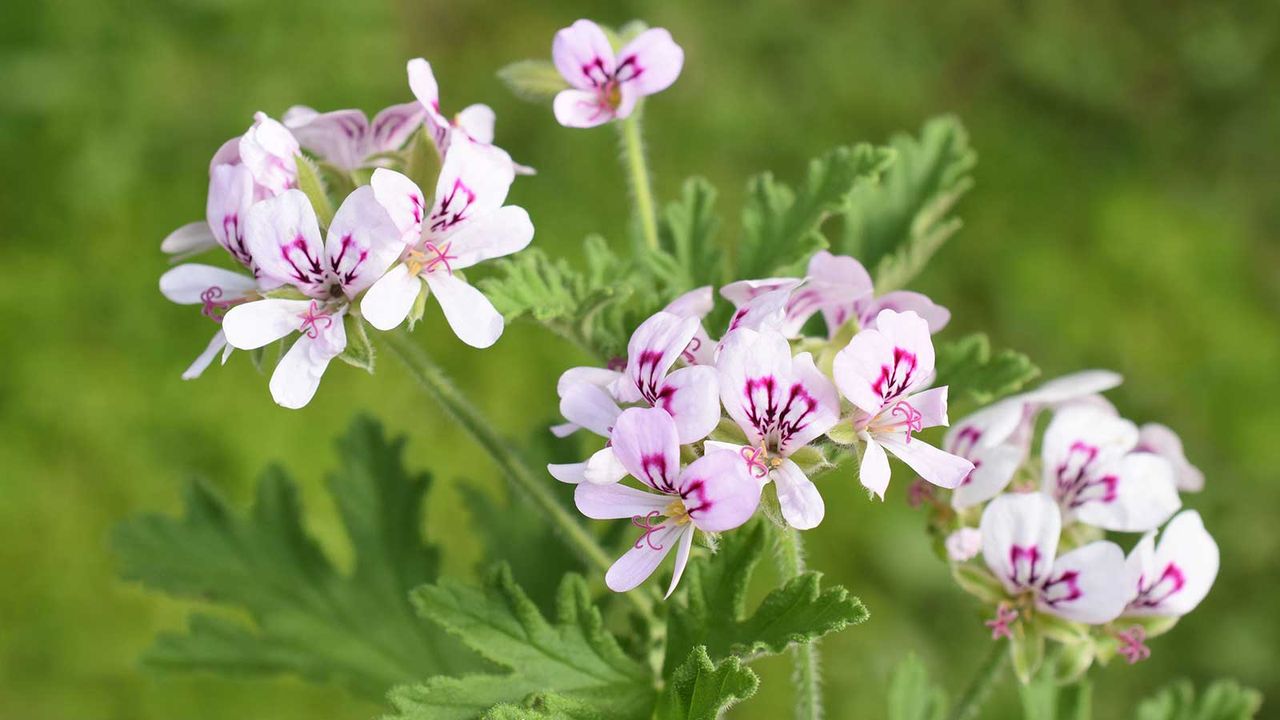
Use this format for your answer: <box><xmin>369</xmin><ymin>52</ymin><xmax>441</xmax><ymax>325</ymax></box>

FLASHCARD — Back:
<box><xmin>382</xmin><ymin>329</ymin><xmax>657</xmax><ymax>624</ymax></box>
<box><xmin>774</xmin><ymin>526</ymin><xmax>823</xmax><ymax>720</ymax></box>
<box><xmin>945</xmin><ymin>637</ymin><xmax>1008</xmax><ymax>720</ymax></box>
<box><xmin>617</xmin><ymin>108</ymin><xmax>660</xmax><ymax>252</ymax></box>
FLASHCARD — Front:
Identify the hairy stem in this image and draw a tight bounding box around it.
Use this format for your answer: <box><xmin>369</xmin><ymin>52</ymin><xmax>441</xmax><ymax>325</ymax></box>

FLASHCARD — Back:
<box><xmin>774</xmin><ymin>526</ymin><xmax>823</xmax><ymax>720</ymax></box>
<box><xmin>617</xmin><ymin>108</ymin><xmax>660</xmax><ymax>252</ymax></box>
<box><xmin>946</xmin><ymin>638</ymin><xmax>1008</xmax><ymax>720</ymax></box>
<box><xmin>382</xmin><ymin>329</ymin><xmax>657</xmax><ymax>624</ymax></box>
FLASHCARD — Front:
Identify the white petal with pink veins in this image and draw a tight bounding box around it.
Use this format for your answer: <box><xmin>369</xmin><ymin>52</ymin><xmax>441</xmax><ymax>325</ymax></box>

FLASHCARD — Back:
<box><xmin>206</xmin><ymin>163</ymin><xmax>255</xmax><ymax>266</ymax></box>
<box><xmin>616</xmin><ymin>28</ymin><xmax>684</xmax><ymax>96</ymax></box>
<box><xmin>428</xmin><ymin>138</ymin><xmax>516</xmax><ymax>239</ymax></box>
<box><xmin>773</xmin><ymin>458</ymin><xmax>825</xmax><ymax>530</ymax></box>
<box><xmin>406</xmin><ymin>58</ymin><xmax>450</xmax><ymax>133</ymax></box>
<box><xmin>238</xmin><ymin>112</ymin><xmax>299</xmax><ymax>196</ymax></box>
<box><xmin>454</xmin><ymin>104</ymin><xmax>496</xmax><ymax>144</ymax></box>
<box><xmin>268</xmin><ymin>311</ymin><xmax>346</xmax><ymax>409</ymax></box>
<box><xmin>285</xmin><ymin>107</ymin><xmax>368</xmax><ymax>171</ymax></box>
<box><xmin>1042</xmin><ymin>405</ymin><xmax>1138</xmax><ymax>491</ymax></box>
<box><xmin>553</xmin><ymin>19</ymin><xmax>616</xmax><ymax>90</ymax></box>
<box><xmin>326</xmin><ymin>185</ymin><xmax>407</xmax><ymax>297</ymax></box>
<box><xmin>653</xmin><ymin>365</ymin><xmax>720</xmax><ymax>444</ymax></box>
<box><xmin>1070</xmin><ymin>452</ymin><xmax>1180</xmax><ymax>532</ymax></box>
<box><xmin>858</xmin><ymin>435</ymin><xmax>892</xmax><ymax>499</ymax></box>
<box><xmin>583</xmin><ymin>446</ymin><xmax>628</xmax><ymax>486</ymax></box>
<box><xmin>160</xmin><ymin>264</ymin><xmax>257</xmax><ymax>304</ymax></box>
<box><xmin>678</xmin><ymin>450</ymin><xmax>761</xmax><ymax>533</ymax></box>
<box><xmin>574</xmin><ymin>482</ymin><xmax>669</xmax><ymax>519</ymax></box>
<box><xmin>1037</xmin><ymin>541</ymin><xmax>1129</xmax><ymax>624</ymax></box>
<box><xmin>425</xmin><ymin>273</ymin><xmax>504</xmax><ymax>348</ymax></box>
<box><xmin>558</xmin><ymin>382</ymin><xmax>621</xmax><ymax>438</ymax></box>
<box><xmin>162</xmin><ymin>221</ymin><xmax>218</xmax><ymax>256</ymax></box>
<box><xmin>720</xmin><ymin>278</ymin><xmax>796</xmax><ymax>306</ymax></box>
<box><xmin>183</xmin><ymin>331</ymin><xmax>229</xmax><ymax>381</ymax></box>
<box><xmin>360</xmin><ymin>264</ymin><xmax>422</xmax><ymax>332</ymax></box>
<box><xmin>878</xmin><ymin>434</ymin><xmax>973</xmax><ymax>490</ymax></box>
<box><xmin>837</xmin><ymin>310</ymin><xmax>936</xmax><ymax>410</ymax></box>
<box><xmin>222</xmin><ymin>299</ymin><xmax>311</xmax><ymax>350</ymax></box>
<box><xmin>614</xmin><ymin>312</ymin><xmax>699</xmax><ymax>404</ymax></box>
<box><xmin>370</xmin><ymin>169</ymin><xmax>426</xmax><ymax>241</ymax></box>
<box><xmin>1137</xmin><ymin>423</ymin><xmax>1204</xmax><ymax>492</ymax></box>
<box><xmin>443</xmin><ymin>206</ymin><xmax>534</xmax><ymax>271</ymax></box>
<box><xmin>782</xmin><ymin>352</ymin><xmax>841</xmax><ymax>452</ymax></box>
<box><xmin>244</xmin><ymin>190</ymin><xmax>327</xmax><ymax>295</ymax></box>
<box><xmin>610</xmin><ymin>407</ymin><xmax>682</xmax><ymax>493</ymax></box>
<box><xmin>553</xmin><ymin>89</ymin><xmax>616</xmax><ymax>128</ymax></box>
<box><xmin>369</xmin><ymin>101</ymin><xmax>426</xmax><ymax>155</ymax></box>
<box><xmin>1125</xmin><ymin>510</ymin><xmax>1218</xmax><ymax>617</ymax></box>
<box><xmin>605</xmin><ymin>523</ymin><xmax>685</xmax><ymax>593</ymax></box>
<box><xmin>980</xmin><ymin>493</ymin><xmax>1061</xmax><ymax>594</ymax></box>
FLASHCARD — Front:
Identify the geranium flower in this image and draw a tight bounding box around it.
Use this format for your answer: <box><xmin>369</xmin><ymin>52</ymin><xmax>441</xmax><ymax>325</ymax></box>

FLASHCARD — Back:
<box><xmin>222</xmin><ymin>186</ymin><xmax>405</xmax><ymax>408</ymax></box>
<box><xmin>715</xmin><ymin>327</ymin><xmax>840</xmax><ymax>529</ymax></box>
<box><xmin>1041</xmin><ymin>405</ymin><xmax>1180</xmax><ymax>532</ymax></box>
<box><xmin>406</xmin><ymin>58</ymin><xmax>532</xmax><ymax>172</ymax></box>
<box><xmin>361</xmin><ymin>137</ymin><xmax>533</xmax><ymax>345</ymax></box>
<box><xmin>283</xmin><ymin>102</ymin><xmax>424</xmax><ymax>171</ymax></box>
<box><xmin>1123</xmin><ymin>510</ymin><xmax>1219</xmax><ymax>616</ymax></box>
<box><xmin>832</xmin><ymin>309</ymin><xmax>973</xmax><ymax>498</ymax></box>
<box><xmin>159</xmin><ymin>264</ymin><xmax>258</xmax><ymax>379</ymax></box>
<box><xmin>1135</xmin><ymin>423</ymin><xmax>1205</xmax><ymax>492</ymax></box>
<box><xmin>551</xmin><ymin>19</ymin><xmax>684</xmax><ymax>128</ymax></box>
<box><xmin>574</xmin><ymin>407</ymin><xmax>760</xmax><ymax>596</ymax></box>
<box><xmin>980</xmin><ymin>492</ymin><xmax>1131</xmax><ymax>624</ymax></box>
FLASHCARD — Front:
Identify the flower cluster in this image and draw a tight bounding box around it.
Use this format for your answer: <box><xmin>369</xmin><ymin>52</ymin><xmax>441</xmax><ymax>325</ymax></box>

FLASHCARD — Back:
<box><xmin>930</xmin><ymin>373</ymin><xmax>1218</xmax><ymax>674</ymax></box>
<box><xmin>552</xmin><ymin>251</ymin><xmax>976</xmax><ymax>594</ymax></box>
<box><xmin>159</xmin><ymin>60</ymin><xmax>534</xmax><ymax>408</ymax></box>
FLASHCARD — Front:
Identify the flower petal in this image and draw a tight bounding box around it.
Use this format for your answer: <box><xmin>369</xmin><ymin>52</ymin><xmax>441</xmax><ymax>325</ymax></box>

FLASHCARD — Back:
<box><xmin>406</xmin><ymin>58</ymin><xmax>451</xmax><ymax>146</ymax></box>
<box><xmin>616</xmin><ymin>28</ymin><xmax>684</xmax><ymax>96</ymax></box>
<box><xmin>427</xmin><ymin>137</ymin><xmax>516</xmax><ymax>239</ymax></box>
<box><xmin>858</xmin><ymin>435</ymin><xmax>891</xmax><ymax>499</ymax></box>
<box><xmin>221</xmin><ymin>299</ymin><xmax>310</xmax><ymax>350</ymax></box>
<box><xmin>548</xmin><ymin>462</ymin><xmax>587</xmax><ymax>484</ymax></box>
<box><xmin>454</xmin><ymin>103</ymin><xmax>496</xmax><ymax>144</ymax></box>
<box><xmin>425</xmin><ymin>273</ymin><xmax>504</xmax><ymax>348</ymax></box>
<box><xmin>558</xmin><ymin>382</ymin><xmax>621</xmax><ymax>438</ymax></box>
<box><xmin>1136</xmin><ymin>423</ymin><xmax>1204</xmax><ymax>493</ymax></box>
<box><xmin>864</xmin><ymin>291</ymin><xmax>950</xmax><ymax>333</ymax></box>
<box><xmin>360</xmin><ymin>264</ymin><xmax>422</xmax><ymax>331</ymax></box>
<box><xmin>665</xmin><ymin>526</ymin><xmax>697</xmax><ymax>599</ymax></box>
<box><xmin>552</xmin><ymin>19</ymin><xmax>616</xmax><ymax>90</ymax></box>
<box><xmin>664</xmin><ymin>286</ymin><xmax>714</xmax><ymax>319</ymax></box>
<box><xmin>206</xmin><ymin>163</ymin><xmax>255</xmax><ymax>268</ymax></box>
<box><xmin>877</xmin><ymin>434</ymin><xmax>974</xmax><ymax>490</ymax></box>
<box><xmin>268</xmin><ymin>311</ymin><xmax>346</xmax><ymax>409</ymax></box>
<box><xmin>574</xmin><ymin>482</ymin><xmax>669</xmax><ymax>519</ymax></box>
<box><xmin>369</xmin><ymin>101</ymin><xmax>426</xmax><ymax>154</ymax></box>
<box><xmin>605</xmin><ymin>523</ymin><xmax>683</xmax><ymax>593</ymax></box>
<box><xmin>326</xmin><ymin>185</ymin><xmax>407</xmax><ymax>297</ymax></box>
<box><xmin>182</xmin><ymin>330</ymin><xmax>229</xmax><ymax>380</ymax></box>
<box><xmin>610</xmin><ymin>407</ymin><xmax>681</xmax><ymax>493</ymax></box>
<box><xmin>903</xmin><ymin>386</ymin><xmax>949</xmax><ymax>429</ymax></box>
<box><xmin>1038</xmin><ymin>541</ymin><xmax>1130</xmax><ymax>624</ymax></box>
<box><xmin>238</xmin><ymin>112</ymin><xmax>299</xmax><ymax>196</ymax></box>
<box><xmin>244</xmin><ymin>190</ymin><xmax>327</xmax><ymax>295</ymax></box>
<box><xmin>1022</xmin><ymin>370</ymin><xmax>1123</xmax><ymax>406</ymax></box>
<box><xmin>161</xmin><ymin>221</ymin><xmax>219</xmax><ymax>256</ymax></box>
<box><xmin>442</xmin><ymin>205</ymin><xmax>534</xmax><ymax>271</ymax></box>
<box><xmin>615</xmin><ymin>311</ymin><xmax>699</xmax><ymax>403</ymax></box>
<box><xmin>553</xmin><ymin>88</ymin><xmax>615</xmax><ymax>128</ymax></box>
<box><xmin>1126</xmin><ymin>510</ymin><xmax>1218</xmax><ymax>616</ymax></box>
<box><xmin>678</xmin><ymin>449</ymin><xmax>762</xmax><ymax>532</ymax></box>
<box><xmin>557</xmin><ymin>366</ymin><xmax>623</xmax><ymax>397</ymax></box>
<box><xmin>1070</xmin><ymin>453</ymin><xmax>1181</xmax><ymax>533</ymax></box>
<box><xmin>773</xmin><ymin>458</ymin><xmax>825</xmax><ymax>530</ymax></box>
<box><xmin>370</xmin><ymin>168</ymin><xmax>426</xmax><ymax>241</ymax></box>
<box><xmin>807</xmin><ymin>251</ymin><xmax>874</xmax><ymax>336</ymax></box>
<box><xmin>833</xmin><ymin>310</ymin><xmax>934</xmax><ymax>414</ymax></box>
<box><xmin>950</xmin><ymin>441</ymin><xmax>1025</xmax><ymax>510</ymax></box>
<box><xmin>583</xmin><ymin>446</ymin><xmax>629</xmax><ymax>485</ymax></box>
<box><xmin>655</xmin><ymin>365</ymin><xmax>721</xmax><ymax>444</ymax></box>
<box><xmin>159</xmin><ymin>264</ymin><xmax>256</xmax><ymax>304</ymax></box>
<box><xmin>980</xmin><ymin>492</ymin><xmax>1061</xmax><ymax>594</ymax></box>
<box><xmin>285</xmin><ymin>108</ymin><xmax>368</xmax><ymax>171</ymax></box>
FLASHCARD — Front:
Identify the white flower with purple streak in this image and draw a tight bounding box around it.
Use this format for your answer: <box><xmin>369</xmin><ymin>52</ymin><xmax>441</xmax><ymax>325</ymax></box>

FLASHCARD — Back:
<box><xmin>1123</xmin><ymin>510</ymin><xmax>1218</xmax><ymax>617</ymax></box>
<box><xmin>574</xmin><ymin>407</ymin><xmax>761</xmax><ymax>596</ymax></box>
<box><xmin>832</xmin><ymin>309</ymin><xmax>973</xmax><ymax>499</ymax></box>
<box><xmin>551</xmin><ymin>19</ymin><xmax>684</xmax><ymax>128</ymax></box>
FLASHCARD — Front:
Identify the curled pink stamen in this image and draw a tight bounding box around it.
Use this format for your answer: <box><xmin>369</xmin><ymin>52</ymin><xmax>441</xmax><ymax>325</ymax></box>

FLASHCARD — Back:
<box><xmin>1116</xmin><ymin>625</ymin><xmax>1150</xmax><ymax>665</ymax></box>
<box><xmin>891</xmin><ymin>400</ymin><xmax>924</xmax><ymax>443</ymax></box>
<box><xmin>740</xmin><ymin>445</ymin><xmax>770</xmax><ymax>479</ymax></box>
<box><xmin>680</xmin><ymin>337</ymin><xmax>702</xmax><ymax>364</ymax></box>
<box><xmin>422</xmin><ymin>241</ymin><xmax>458</xmax><ymax>275</ymax></box>
<box><xmin>631</xmin><ymin>511</ymin><xmax>666</xmax><ymax>550</ymax></box>
<box><xmin>985</xmin><ymin>603</ymin><xmax>1018</xmax><ymax>640</ymax></box>
<box><xmin>199</xmin><ymin>286</ymin><xmax>240</xmax><ymax>323</ymax></box>
<box><xmin>298</xmin><ymin>301</ymin><xmax>334</xmax><ymax>339</ymax></box>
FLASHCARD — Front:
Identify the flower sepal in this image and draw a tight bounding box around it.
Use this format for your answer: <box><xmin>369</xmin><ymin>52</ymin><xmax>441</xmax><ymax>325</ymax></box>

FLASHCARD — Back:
<box><xmin>824</xmin><ymin>420</ymin><xmax>858</xmax><ymax>446</ymax></box>
<box><xmin>1010</xmin><ymin>619</ymin><xmax>1046</xmax><ymax>685</ymax></box>
<box><xmin>295</xmin><ymin>154</ymin><xmax>335</xmax><ymax>228</ymax></box>
<box><xmin>337</xmin><ymin>313</ymin><xmax>375</xmax><ymax>373</ymax></box>
<box><xmin>1119</xmin><ymin>614</ymin><xmax>1180</xmax><ymax>640</ymax></box>
<box><xmin>1032</xmin><ymin>612</ymin><xmax>1091</xmax><ymax>646</ymax></box>
<box><xmin>951</xmin><ymin>563</ymin><xmax>1006</xmax><ymax>605</ymax></box>
<box><xmin>264</xmin><ymin>286</ymin><xmax>312</xmax><ymax>301</ymax></box>
<box><xmin>406</xmin><ymin>276</ymin><xmax>431</xmax><ymax>331</ymax></box>
<box><xmin>788</xmin><ymin>444</ymin><xmax>831</xmax><ymax>476</ymax></box>
<box><xmin>404</xmin><ymin>127</ymin><xmax>442</xmax><ymax>202</ymax></box>
<box><xmin>1051</xmin><ymin>638</ymin><xmax>1097</xmax><ymax>685</ymax></box>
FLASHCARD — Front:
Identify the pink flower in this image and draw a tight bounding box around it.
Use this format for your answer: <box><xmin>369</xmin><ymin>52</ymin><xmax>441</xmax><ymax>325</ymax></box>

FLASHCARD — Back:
<box><xmin>833</xmin><ymin>309</ymin><xmax>973</xmax><ymax>498</ymax></box>
<box><xmin>551</xmin><ymin>20</ymin><xmax>684</xmax><ymax>128</ymax></box>
<box><xmin>980</xmin><ymin>493</ymin><xmax>1131</xmax><ymax>624</ymax></box>
<box><xmin>574</xmin><ymin>408</ymin><xmax>761</xmax><ymax>596</ymax></box>
<box><xmin>283</xmin><ymin>102</ymin><xmax>424</xmax><ymax>171</ymax></box>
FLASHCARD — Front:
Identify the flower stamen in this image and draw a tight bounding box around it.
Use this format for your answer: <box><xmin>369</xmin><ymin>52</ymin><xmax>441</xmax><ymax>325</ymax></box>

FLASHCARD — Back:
<box><xmin>298</xmin><ymin>301</ymin><xmax>334</xmax><ymax>339</ymax></box>
<box><xmin>1115</xmin><ymin>625</ymin><xmax>1151</xmax><ymax>664</ymax></box>
<box><xmin>891</xmin><ymin>400</ymin><xmax>924</xmax><ymax>443</ymax></box>
<box><xmin>741</xmin><ymin>444</ymin><xmax>770</xmax><ymax>479</ymax></box>
<box><xmin>985</xmin><ymin>602</ymin><xmax>1018</xmax><ymax>640</ymax></box>
<box><xmin>630</xmin><ymin>511</ymin><xmax>666</xmax><ymax>550</ymax></box>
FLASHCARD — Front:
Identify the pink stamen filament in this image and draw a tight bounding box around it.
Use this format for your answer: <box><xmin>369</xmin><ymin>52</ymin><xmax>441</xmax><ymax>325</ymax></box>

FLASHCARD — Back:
<box><xmin>891</xmin><ymin>400</ymin><xmax>924</xmax><ymax>443</ymax></box>
<box><xmin>740</xmin><ymin>445</ymin><xmax>770</xmax><ymax>479</ymax></box>
<box><xmin>1116</xmin><ymin>625</ymin><xmax>1151</xmax><ymax>664</ymax></box>
<box><xmin>298</xmin><ymin>301</ymin><xmax>334</xmax><ymax>339</ymax></box>
<box><xmin>199</xmin><ymin>286</ymin><xmax>248</xmax><ymax>323</ymax></box>
<box><xmin>631</xmin><ymin>511</ymin><xmax>666</xmax><ymax>550</ymax></box>
<box><xmin>985</xmin><ymin>603</ymin><xmax>1018</xmax><ymax>640</ymax></box>
<box><xmin>680</xmin><ymin>337</ymin><xmax>702</xmax><ymax>364</ymax></box>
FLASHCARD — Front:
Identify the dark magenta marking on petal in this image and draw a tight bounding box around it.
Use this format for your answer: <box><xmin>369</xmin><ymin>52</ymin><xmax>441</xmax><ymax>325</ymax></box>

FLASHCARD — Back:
<box><xmin>1132</xmin><ymin>562</ymin><xmax>1187</xmax><ymax>609</ymax></box>
<box><xmin>639</xmin><ymin>452</ymin><xmax>676</xmax><ymax>494</ymax></box>
<box><xmin>1041</xmin><ymin>569</ymin><xmax>1083</xmax><ymax>606</ymax></box>
<box><xmin>742</xmin><ymin>374</ymin><xmax>821</xmax><ymax>455</ymax></box>
<box><xmin>1008</xmin><ymin>544</ymin><xmax>1044</xmax><ymax>588</ymax></box>
<box><xmin>429</xmin><ymin>178</ymin><xmax>478</xmax><ymax>233</ymax></box>
<box><xmin>872</xmin><ymin>346</ymin><xmax>918</xmax><ymax>402</ymax></box>
<box><xmin>1054</xmin><ymin>441</ymin><xmax>1119</xmax><ymax>508</ymax></box>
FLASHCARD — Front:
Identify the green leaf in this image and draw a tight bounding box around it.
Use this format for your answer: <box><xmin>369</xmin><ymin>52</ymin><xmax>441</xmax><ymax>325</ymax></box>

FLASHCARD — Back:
<box><xmin>296</xmin><ymin>154</ymin><xmax>335</xmax><ymax>228</ymax></box>
<box><xmin>654</xmin><ymin>646</ymin><xmax>759</xmax><ymax>720</ymax></box>
<box><xmin>338</xmin><ymin>312</ymin><xmax>375</xmax><ymax>372</ymax></box>
<box><xmin>738</xmin><ymin>144</ymin><xmax>893</xmax><ymax>280</ymax></box>
<box><xmin>644</xmin><ymin>177</ymin><xmax>724</xmax><ymax>291</ymax></box>
<box><xmin>664</xmin><ymin>520</ymin><xmax>869</xmax><ymax>670</ymax></box>
<box><xmin>1135</xmin><ymin>679</ymin><xmax>1263</xmax><ymax>720</ymax></box>
<box><xmin>406</xmin><ymin>127</ymin><xmax>442</xmax><ymax>195</ymax></box>
<box><xmin>839</xmin><ymin>115</ymin><xmax>976</xmax><ymax>292</ymax></box>
<box><xmin>1019</xmin><ymin>662</ymin><xmax>1092</xmax><ymax>720</ymax></box>
<box><xmin>887</xmin><ymin>654</ymin><xmax>947</xmax><ymax>720</ymax></box>
<box><xmin>498</xmin><ymin>60</ymin><xmax>571</xmax><ymax>103</ymax></box>
<box><xmin>390</xmin><ymin>566</ymin><xmax>655</xmax><ymax>720</ymax></box>
<box><xmin>112</xmin><ymin>416</ymin><xmax>480</xmax><ymax>698</ymax></box>
<box><xmin>1010</xmin><ymin>621</ymin><xmax>1046</xmax><ymax>685</ymax></box>
<box><xmin>933</xmin><ymin>333</ymin><xmax>1040</xmax><ymax>409</ymax></box>
<box><xmin>950</xmin><ymin>563</ymin><xmax>1007</xmax><ymax>605</ymax></box>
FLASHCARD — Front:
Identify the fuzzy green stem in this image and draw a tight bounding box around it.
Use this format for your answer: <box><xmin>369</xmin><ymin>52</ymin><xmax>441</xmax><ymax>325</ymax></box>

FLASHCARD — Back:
<box><xmin>774</xmin><ymin>526</ymin><xmax>823</xmax><ymax>720</ymax></box>
<box><xmin>382</xmin><ymin>329</ymin><xmax>657</xmax><ymax>624</ymax></box>
<box><xmin>945</xmin><ymin>638</ymin><xmax>1008</xmax><ymax>720</ymax></box>
<box><xmin>617</xmin><ymin>108</ymin><xmax>660</xmax><ymax>252</ymax></box>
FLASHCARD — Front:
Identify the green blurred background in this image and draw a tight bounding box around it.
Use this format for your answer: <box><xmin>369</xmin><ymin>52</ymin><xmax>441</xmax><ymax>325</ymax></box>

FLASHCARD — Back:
<box><xmin>2</xmin><ymin>0</ymin><xmax>1278</xmax><ymax>717</ymax></box>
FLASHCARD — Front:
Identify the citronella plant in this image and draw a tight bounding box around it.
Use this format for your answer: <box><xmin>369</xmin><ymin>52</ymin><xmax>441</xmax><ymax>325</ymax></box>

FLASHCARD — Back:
<box><xmin>123</xmin><ymin>17</ymin><xmax>1260</xmax><ymax>720</ymax></box>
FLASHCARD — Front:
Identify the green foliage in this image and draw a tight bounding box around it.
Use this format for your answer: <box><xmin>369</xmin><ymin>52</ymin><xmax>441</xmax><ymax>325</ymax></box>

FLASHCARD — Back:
<box><xmin>645</xmin><ymin>177</ymin><xmax>724</xmax><ymax>291</ymax></box>
<box><xmin>339</xmin><ymin>312</ymin><xmax>376</xmax><ymax>372</ymax></box>
<box><xmin>1019</xmin><ymin>664</ymin><xmax>1092</xmax><ymax>720</ymax></box>
<box><xmin>654</xmin><ymin>647</ymin><xmax>759</xmax><ymax>720</ymax></box>
<box><xmin>888</xmin><ymin>654</ymin><xmax>947</xmax><ymax>720</ymax></box>
<box><xmin>481</xmin><ymin>236</ymin><xmax>665</xmax><ymax>359</ymax></box>
<box><xmin>934</xmin><ymin>333</ymin><xmax>1041</xmax><ymax>410</ymax></box>
<box><xmin>1136</xmin><ymin>680</ymin><xmax>1263</xmax><ymax>720</ymax></box>
<box><xmin>406</xmin><ymin>127</ymin><xmax>442</xmax><ymax>195</ymax></box>
<box><xmin>111</xmin><ymin>416</ymin><xmax>479</xmax><ymax>699</ymax></box>
<box><xmin>664</xmin><ymin>521</ymin><xmax>868</xmax><ymax>670</ymax></box>
<box><xmin>738</xmin><ymin>144</ymin><xmax>893</xmax><ymax>279</ymax></box>
<box><xmin>839</xmin><ymin>116</ymin><xmax>975</xmax><ymax>292</ymax></box>
<box><xmin>498</xmin><ymin>60</ymin><xmax>570</xmax><ymax>103</ymax></box>
<box><xmin>389</xmin><ymin>565</ymin><xmax>654</xmax><ymax>720</ymax></box>
<box><xmin>296</xmin><ymin>154</ymin><xmax>336</xmax><ymax>228</ymax></box>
